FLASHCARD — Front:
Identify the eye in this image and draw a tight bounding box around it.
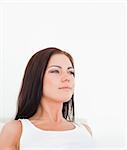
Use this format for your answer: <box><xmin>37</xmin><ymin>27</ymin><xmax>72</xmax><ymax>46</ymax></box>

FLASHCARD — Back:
<box><xmin>69</xmin><ymin>71</ymin><xmax>75</xmax><ymax>76</ymax></box>
<box><xmin>49</xmin><ymin>70</ymin><xmax>60</xmax><ymax>74</ymax></box>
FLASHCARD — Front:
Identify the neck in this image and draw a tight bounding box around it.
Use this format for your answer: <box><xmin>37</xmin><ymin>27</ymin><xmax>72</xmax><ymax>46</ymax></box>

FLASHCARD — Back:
<box><xmin>34</xmin><ymin>97</ymin><xmax>65</xmax><ymax>123</ymax></box>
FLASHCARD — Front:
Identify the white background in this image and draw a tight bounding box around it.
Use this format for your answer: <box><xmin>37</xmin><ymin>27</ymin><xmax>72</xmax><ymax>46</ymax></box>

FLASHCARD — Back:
<box><xmin>0</xmin><ymin>1</ymin><xmax>126</xmax><ymax>149</ymax></box>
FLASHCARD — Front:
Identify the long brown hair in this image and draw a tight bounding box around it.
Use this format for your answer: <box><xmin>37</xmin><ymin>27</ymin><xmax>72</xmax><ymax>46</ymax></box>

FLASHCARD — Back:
<box><xmin>15</xmin><ymin>47</ymin><xmax>75</xmax><ymax>121</ymax></box>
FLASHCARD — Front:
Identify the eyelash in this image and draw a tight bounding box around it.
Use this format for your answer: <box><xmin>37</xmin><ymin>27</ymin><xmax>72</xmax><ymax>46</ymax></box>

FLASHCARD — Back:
<box><xmin>49</xmin><ymin>70</ymin><xmax>75</xmax><ymax>76</ymax></box>
<box><xmin>69</xmin><ymin>71</ymin><xmax>75</xmax><ymax>76</ymax></box>
<box><xmin>50</xmin><ymin>70</ymin><xmax>59</xmax><ymax>73</ymax></box>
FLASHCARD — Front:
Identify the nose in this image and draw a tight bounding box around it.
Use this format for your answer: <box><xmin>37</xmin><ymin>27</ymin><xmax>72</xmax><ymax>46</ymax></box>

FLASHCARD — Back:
<box><xmin>61</xmin><ymin>72</ymin><xmax>70</xmax><ymax>82</ymax></box>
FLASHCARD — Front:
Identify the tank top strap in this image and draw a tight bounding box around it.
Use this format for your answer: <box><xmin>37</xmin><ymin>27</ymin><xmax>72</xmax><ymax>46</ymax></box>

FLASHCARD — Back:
<box><xmin>18</xmin><ymin>118</ymin><xmax>28</xmax><ymax>125</ymax></box>
<box><xmin>73</xmin><ymin>121</ymin><xmax>92</xmax><ymax>137</ymax></box>
<box><xmin>18</xmin><ymin>119</ymin><xmax>32</xmax><ymax>133</ymax></box>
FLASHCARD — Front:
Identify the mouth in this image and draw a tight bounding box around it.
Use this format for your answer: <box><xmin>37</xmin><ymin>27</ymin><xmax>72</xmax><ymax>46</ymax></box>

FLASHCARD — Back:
<box><xmin>59</xmin><ymin>87</ymin><xmax>72</xmax><ymax>90</ymax></box>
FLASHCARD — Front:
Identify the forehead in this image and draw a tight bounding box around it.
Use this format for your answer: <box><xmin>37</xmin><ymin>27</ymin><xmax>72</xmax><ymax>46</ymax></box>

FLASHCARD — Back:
<box><xmin>47</xmin><ymin>54</ymin><xmax>73</xmax><ymax>67</ymax></box>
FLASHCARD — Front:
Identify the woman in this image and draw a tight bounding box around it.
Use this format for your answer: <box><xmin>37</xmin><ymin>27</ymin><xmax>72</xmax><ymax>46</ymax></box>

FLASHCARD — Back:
<box><xmin>0</xmin><ymin>47</ymin><xmax>93</xmax><ymax>149</ymax></box>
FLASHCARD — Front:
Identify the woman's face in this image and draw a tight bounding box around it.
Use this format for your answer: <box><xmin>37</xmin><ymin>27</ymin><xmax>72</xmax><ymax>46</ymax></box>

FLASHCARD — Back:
<box><xmin>42</xmin><ymin>54</ymin><xmax>75</xmax><ymax>103</ymax></box>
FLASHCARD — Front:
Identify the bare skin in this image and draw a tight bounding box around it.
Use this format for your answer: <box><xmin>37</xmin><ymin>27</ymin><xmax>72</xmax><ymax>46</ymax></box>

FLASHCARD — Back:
<box><xmin>0</xmin><ymin>120</ymin><xmax>21</xmax><ymax>150</ymax></box>
<box><xmin>0</xmin><ymin>54</ymin><xmax>92</xmax><ymax>149</ymax></box>
<box><xmin>28</xmin><ymin>54</ymin><xmax>76</xmax><ymax>131</ymax></box>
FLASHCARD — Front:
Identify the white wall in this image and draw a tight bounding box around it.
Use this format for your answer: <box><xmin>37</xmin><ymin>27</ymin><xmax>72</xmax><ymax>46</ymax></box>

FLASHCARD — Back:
<box><xmin>0</xmin><ymin>2</ymin><xmax>126</xmax><ymax>149</ymax></box>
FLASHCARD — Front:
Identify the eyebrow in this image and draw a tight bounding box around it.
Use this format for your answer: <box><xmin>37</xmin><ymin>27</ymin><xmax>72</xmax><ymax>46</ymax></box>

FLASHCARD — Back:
<box><xmin>48</xmin><ymin>65</ymin><xmax>74</xmax><ymax>70</ymax></box>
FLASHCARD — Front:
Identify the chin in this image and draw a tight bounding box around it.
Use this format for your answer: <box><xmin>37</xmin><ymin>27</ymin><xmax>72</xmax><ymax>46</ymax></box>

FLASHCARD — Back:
<box><xmin>60</xmin><ymin>96</ymin><xmax>72</xmax><ymax>102</ymax></box>
<box><xmin>63</xmin><ymin>99</ymin><xmax>71</xmax><ymax>102</ymax></box>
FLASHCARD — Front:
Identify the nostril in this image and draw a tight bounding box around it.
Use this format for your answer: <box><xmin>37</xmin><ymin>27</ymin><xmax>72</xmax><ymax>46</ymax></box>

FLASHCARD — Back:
<box><xmin>61</xmin><ymin>77</ymin><xmax>70</xmax><ymax>82</ymax></box>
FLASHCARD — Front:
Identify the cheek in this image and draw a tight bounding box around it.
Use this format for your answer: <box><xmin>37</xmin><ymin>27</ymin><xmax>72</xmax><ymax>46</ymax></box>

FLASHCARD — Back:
<box><xmin>71</xmin><ymin>78</ymin><xmax>75</xmax><ymax>87</ymax></box>
<box><xmin>42</xmin><ymin>77</ymin><xmax>62</xmax><ymax>100</ymax></box>
<box><xmin>71</xmin><ymin>79</ymin><xmax>75</xmax><ymax>94</ymax></box>
<box><xmin>48</xmin><ymin>77</ymin><xmax>59</xmax><ymax>86</ymax></box>
<box><xmin>43</xmin><ymin>77</ymin><xmax>59</xmax><ymax>93</ymax></box>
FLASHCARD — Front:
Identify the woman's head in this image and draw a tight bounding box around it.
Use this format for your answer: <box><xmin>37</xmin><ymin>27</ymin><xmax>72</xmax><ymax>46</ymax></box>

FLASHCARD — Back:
<box><xmin>43</xmin><ymin>53</ymin><xmax>75</xmax><ymax>103</ymax></box>
<box><xmin>15</xmin><ymin>47</ymin><xmax>75</xmax><ymax>121</ymax></box>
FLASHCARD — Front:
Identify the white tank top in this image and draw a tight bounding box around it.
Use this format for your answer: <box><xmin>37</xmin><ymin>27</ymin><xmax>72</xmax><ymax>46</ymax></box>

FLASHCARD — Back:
<box><xmin>19</xmin><ymin>119</ymin><xmax>94</xmax><ymax>150</ymax></box>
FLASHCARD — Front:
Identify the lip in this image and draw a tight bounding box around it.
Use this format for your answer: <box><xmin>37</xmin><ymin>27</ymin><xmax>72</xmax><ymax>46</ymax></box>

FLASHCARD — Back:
<box><xmin>59</xmin><ymin>87</ymin><xmax>72</xmax><ymax>89</ymax></box>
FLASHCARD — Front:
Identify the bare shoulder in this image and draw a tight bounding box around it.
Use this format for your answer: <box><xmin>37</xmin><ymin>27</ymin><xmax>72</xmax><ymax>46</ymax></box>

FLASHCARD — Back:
<box><xmin>0</xmin><ymin>120</ymin><xmax>22</xmax><ymax>148</ymax></box>
<box><xmin>0</xmin><ymin>120</ymin><xmax>22</xmax><ymax>135</ymax></box>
